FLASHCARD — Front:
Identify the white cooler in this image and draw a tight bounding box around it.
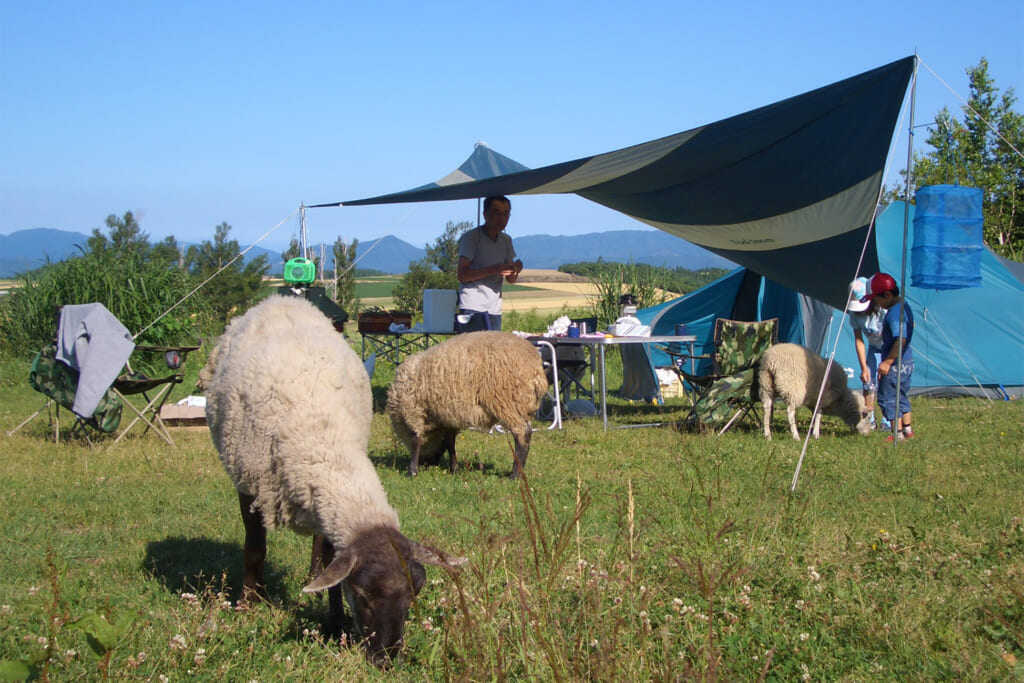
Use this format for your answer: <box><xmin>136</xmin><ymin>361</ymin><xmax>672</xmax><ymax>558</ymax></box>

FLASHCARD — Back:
<box><xmin>422</xmin><ymin>289</ymin><xmax>457</xmax><ymax>332</ymax></box>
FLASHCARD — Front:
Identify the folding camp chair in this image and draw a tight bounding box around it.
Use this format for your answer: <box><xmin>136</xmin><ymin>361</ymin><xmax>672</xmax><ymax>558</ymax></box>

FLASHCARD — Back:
<box><xmin>676</xmin><ymin>318</ymin><xmax>779</xmax><ymax>434</ymax></box>
<box><xmin>557</xmin><ymin>317</ymin><xmax>597</xmax><ymax>402</ymax></box>
<box><xmin>11</xmin><ymin>343</ymin><xmax>126</xmax><ymax>444</ymax></box>
<box><xmin>12</xmin><ymin>303</ymin><xmax>199</xmax><ymax>446</ymax></box>
<box><xmin>109</xmin><ymin>345</ymin><xmax>200</xmax><ymax>446</ymax></box>
<box><xmin>535</xmin><ymin>317</ymin><xmax>598</xmax><ymax>420</ymax></box>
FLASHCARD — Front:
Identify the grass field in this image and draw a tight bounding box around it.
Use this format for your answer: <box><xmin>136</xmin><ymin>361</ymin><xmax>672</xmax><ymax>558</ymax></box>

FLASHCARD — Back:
<box><xmin>1</xmin><ymin>337</ymin><xmax>1022</xmax><ymax>681</ymax></box>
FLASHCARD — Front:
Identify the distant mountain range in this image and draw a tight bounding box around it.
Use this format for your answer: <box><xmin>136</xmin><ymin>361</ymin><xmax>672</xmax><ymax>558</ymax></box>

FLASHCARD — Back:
<box><xmin>0</xmin><ymin>227</ymin><xmax>732</xmax><ymax>278</ymax></box>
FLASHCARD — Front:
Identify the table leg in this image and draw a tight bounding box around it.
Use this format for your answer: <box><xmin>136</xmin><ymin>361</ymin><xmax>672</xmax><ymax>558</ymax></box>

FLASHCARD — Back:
<box><xmin>599</xmin><ymin>345</ymin><xmax>608</xmax><ymax>431</ymax></box>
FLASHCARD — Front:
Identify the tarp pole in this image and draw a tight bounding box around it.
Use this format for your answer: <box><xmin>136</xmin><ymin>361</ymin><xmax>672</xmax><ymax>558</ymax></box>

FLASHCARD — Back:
<box><xmin>300</xmin><ymin>203</ymin><xmax>308</xmax><ymax>258</ymax></box>
<box><xmin>893</xmin><ymin>54</ymin><xmax>919</xmax><ymax>444</ymax></box>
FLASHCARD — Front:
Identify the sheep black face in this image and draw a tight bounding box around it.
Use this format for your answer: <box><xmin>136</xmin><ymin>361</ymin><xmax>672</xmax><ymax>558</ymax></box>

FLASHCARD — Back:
<box><xmin>847</xmin><ymin>392</ymin><xmax>873</xmax><ymax>436</ymax></box>
<box><xmin>303</xmin><ymin>527</ymin><xmax>465</xmax><ymax>668</ymax></box>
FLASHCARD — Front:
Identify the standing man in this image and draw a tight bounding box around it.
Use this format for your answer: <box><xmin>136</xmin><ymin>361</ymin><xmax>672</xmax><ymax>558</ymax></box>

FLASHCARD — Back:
<box><xmin>862</xmin><ymin>272</ymin><xmax>915</xmax><ymax>441</ymax></box>
<box><xmin>455</xmin><ymin>195</ymin><xmax>523</xmax><ymax>332</ymax></box>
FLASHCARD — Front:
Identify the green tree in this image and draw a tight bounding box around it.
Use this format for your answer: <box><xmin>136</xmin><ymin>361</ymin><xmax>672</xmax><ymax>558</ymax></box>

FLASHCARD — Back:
<box><xmin>425</xmin><ymin>220</ymin><xmax>471</xmax><ymax>274</ymax></box>
<box><xmin>186</xmin><ymin>222</ymin><xmax>269</xmax><ymax>320</ymax></box>
<box><xmin>889</xmin><ymin>58</ymin><xmax>1023</xmax><ymax>259</ymax></box>
<box><xmin>151</xmin><ymin>235</ymin><xmax>184</xmax><ymax>267</ymax></box>
<box><xmin>87</xmin><ymin>211</ymin><xmax>150</xmax><ymax>258</ymax></box>
<box><xmin>331</xmin><ymin>236</ymin><xmax>360</xmax><ymax>315</ymax></box>
<box><xmin>0</xmin><ymin>214</ymin><xmax>207</xmax><ymax>362</ymax></box>
<box><xmin>392</xmin><ymin>221</ymin><xmax>471</xmax><ymax>312</ymax></box>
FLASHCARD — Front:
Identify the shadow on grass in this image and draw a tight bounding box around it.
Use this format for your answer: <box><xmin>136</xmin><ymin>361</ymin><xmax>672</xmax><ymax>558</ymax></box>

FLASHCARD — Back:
<box><xmin>370</xmin><ymin>384</ymin><xmax>390</xmax><ymax>413</ymax></box>
<box><xmin>143</xmin><ymin>537</ymin><xmax>289</xmax><ymax>603</ymax></box>
<box><xmin>368</xmin><ymin>447</ymin><xmax>505</xmax><ymax>477</ymax></box>
<box><xmin>145</xmin><ymin>537</ymin><xmax>365</xmax><ymax>647</ymax></box>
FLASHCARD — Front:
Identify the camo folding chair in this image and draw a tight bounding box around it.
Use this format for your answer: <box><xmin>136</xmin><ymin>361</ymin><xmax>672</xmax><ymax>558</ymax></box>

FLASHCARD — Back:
<box><xmin>11</xmin><ymin>303</ymin><xmax>198</xmax><ymax>446</ymax></box>
<box><xmin>109</xmin><ymin>344</ymin><xmax>200</xmax><ymax>446</ymax></box>
<box><xmin>685</xmin><ymin>318</ymin><xmax>779</xmax><ymax>434</ymax></box>
<box><xmin>18</xmin><ymin>343</ymin><xmax>125</xmax><ymax>444</ymax></box>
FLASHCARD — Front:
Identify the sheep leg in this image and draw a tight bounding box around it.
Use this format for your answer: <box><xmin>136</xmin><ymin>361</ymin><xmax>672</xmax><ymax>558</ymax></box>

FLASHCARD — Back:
<box><xmin>786</xmin><ymin>405</ymin><xmax>801</xmax><ymax>440</ymax></box>
<box><xmin>408</xmin><ymin>434</ymin><xmax>423</xmax><ymax>477</ymax></box>
<box><xmin>762</xmin><ymin>394</ymin><xmax>773</xmax><ymax>440</ymax></box>
<box><xmin>443</xmin><ymin>430</ymin><xmax>458</xmax><ymax>473</ymax></box>
<box><xmin>510</xmin><ymin>427</ymin><xmax>531</xmax><ymax>479</ymax></box>
<box><xmin>811</xmin><ymin>412</ymin><xmax>821</xmax><ymax>439</ymax></box>
<box><xmin>310</xmin><ymin>536</ymin><xmax>345</xmax><ymax>638</ymax></box>
<box><xmin>238</xmin><ymin>492</ymin><xmax>267</xmax><ymax>605</ymax></box>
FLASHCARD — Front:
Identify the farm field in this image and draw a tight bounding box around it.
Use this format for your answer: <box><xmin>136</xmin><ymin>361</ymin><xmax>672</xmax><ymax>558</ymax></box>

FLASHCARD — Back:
<box><xmin>1</xmin><ymin>344</ymin><xmax>1022</xmax><ymax>681</ymax></box>
<box><xmin>358</xmin><ymin>269</ymin><xmax>599</xmax><ymax>316</ymax></box>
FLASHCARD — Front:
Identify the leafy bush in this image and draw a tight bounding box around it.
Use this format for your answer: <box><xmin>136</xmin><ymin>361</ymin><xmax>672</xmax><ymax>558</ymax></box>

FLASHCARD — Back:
<box><xmin>0</xmin><ymin>248</ymin><xmax>210</xmax><ymax>370</ymax></box>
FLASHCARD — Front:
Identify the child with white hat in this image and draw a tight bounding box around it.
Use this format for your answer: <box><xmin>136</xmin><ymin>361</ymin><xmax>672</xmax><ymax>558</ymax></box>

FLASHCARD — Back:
<box><xmin>847</xmin><ymin>276</ymin><xmax>890</xmax><ymax>431</ymax></box>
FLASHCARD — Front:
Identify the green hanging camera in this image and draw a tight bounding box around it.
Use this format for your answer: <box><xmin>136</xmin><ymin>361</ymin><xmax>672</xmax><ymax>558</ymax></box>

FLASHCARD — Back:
<box><xmin>284</xmin><ymin>257</ymin><xmax>316</xmax><ymax>285</ymax></box>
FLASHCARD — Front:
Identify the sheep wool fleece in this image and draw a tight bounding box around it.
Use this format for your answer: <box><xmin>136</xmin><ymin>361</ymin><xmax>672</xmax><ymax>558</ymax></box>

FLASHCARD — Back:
<box><xmin>205</xmin><ymin>296</ymin><xmax>398</xmax><ymax>547</ymax></box>
<box><xmin>387</xmin><ymin>330</ymin><xmax>548</xmax><ymax>443</ymax></box>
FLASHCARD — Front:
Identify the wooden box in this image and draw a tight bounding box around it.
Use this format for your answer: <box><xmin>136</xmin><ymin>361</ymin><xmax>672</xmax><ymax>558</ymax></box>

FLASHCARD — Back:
<box><xmin>358</xmin><ymin>311</ymin><xmax>413</xmax><ymax>334</ymax></box>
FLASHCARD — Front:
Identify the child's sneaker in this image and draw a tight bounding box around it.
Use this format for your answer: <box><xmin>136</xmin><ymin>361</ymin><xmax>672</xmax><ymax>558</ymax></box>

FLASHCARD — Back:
<box><xmin>886</xmin><ymin>432</ymin><xmax>905</xmax><ymax>442</ymax></box>
<box><xmin>902</xmin><ymin>428</ymin><xmax>914</xmax><ymax>439</ymax></box>
<box><xmin>879</xmin><ymin>417</ymin><xmax>892</xmax><ymax>432</ymax></box>
<box><xmin>868</xmin><ymin>414</ymin><xmax>877</xmax><ymax>430</ymax></box>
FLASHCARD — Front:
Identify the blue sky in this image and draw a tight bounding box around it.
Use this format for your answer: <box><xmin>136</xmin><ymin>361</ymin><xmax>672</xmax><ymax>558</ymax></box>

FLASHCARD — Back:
<box><xmin>2</xmin><ymin>1</ymin><xmax>1021</xmax><ymax>254</ymax></box>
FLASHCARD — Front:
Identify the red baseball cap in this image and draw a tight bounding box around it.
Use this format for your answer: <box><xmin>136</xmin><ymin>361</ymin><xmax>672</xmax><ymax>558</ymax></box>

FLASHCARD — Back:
<box><xmin>862</xmin><ymin>273</ymin><xmax>897</xmax><ymax>301</ymax></box>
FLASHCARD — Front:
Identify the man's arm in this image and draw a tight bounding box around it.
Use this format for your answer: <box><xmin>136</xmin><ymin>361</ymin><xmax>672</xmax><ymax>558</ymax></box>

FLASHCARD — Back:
<box><xmin>458</xmin><ymin>256</ymin><xmax>516</xmax><ymax>284</ymax></box>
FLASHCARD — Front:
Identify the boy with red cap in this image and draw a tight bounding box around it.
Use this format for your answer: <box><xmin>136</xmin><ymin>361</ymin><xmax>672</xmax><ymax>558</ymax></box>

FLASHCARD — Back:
<box><xmin>862</xmin><ymin>273</ymin><xmax>915</xmax><ymax>440</ymax></box>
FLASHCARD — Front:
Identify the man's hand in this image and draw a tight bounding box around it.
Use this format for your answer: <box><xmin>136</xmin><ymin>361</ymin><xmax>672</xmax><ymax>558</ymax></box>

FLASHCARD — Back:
<box><xmin>501</xmin><ymin>260</ymin><xmax>524</xmax><ymax>278</ymax></box>
<box><xmin>878</xmin><ymin>358</ymin><xmax>893</xmax><ymax>376</ymax></box>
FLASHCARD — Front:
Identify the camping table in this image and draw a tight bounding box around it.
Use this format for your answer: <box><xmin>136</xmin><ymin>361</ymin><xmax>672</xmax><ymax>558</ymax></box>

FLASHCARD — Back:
<box><xmin>360</xmin><ymin>331</ymin><xmax>456</xmax><ymax>367</ymax></box>
<box><xmin>526</xmin><ymin>334</ymin><xmax>697</xmax><ymax>431</ymax></box>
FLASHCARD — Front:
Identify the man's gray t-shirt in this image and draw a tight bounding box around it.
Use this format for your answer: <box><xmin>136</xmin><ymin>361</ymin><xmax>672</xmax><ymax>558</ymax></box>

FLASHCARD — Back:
<box><xmin>458</xmin><ymin>226</ymin><xmax>516</xmax><ymax>315</ymax></box>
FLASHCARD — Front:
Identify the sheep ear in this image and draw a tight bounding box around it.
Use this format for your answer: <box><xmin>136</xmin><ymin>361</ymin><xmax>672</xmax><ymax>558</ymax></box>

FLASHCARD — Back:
<box><xmin>302</xmin><ymin>551</ymin><xmax>357</xmax><ymax>593</ymax></box>
<box><xmin>409</xmin><ymin>541</ymin><xmax>468</xmax><ymax>569</ymax></box>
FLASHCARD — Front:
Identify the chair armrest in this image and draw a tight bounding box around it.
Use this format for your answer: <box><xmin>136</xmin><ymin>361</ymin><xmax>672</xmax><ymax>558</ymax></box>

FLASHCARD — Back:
<box><xmin>134</xmin><ymin>345</ymin><xmax>201</xmax><ymax>353</ymax></box>
<box><xmin>654</xmin><ymin>343</ymin><xmax>710</xmax><ymax>362</ymax></box>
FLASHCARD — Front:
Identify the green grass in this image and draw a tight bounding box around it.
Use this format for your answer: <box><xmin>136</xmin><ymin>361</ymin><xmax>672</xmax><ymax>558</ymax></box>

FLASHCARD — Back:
<box><xmin>1</xmin><ymin>348</ymin><xmax>1022</xmax><ymax>681</ymax></box>
<box><xmin>355</xmin><ymin>276</ymin><xmax>402</xmax><ymax>300</ymax></box>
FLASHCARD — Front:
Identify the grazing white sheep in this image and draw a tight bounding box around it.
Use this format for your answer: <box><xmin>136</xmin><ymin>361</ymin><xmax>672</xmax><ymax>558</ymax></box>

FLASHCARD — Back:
<box><xmin>758</xmin><ymin>343</ymin><xmax>871</xmax><ymax>441</ymax></box>
<box><xmin>204</xmin><ymin>295</ymin><xmax>465</xmax><ymax>667</ymax></box>
<box><xmin>386</xmin><ymin>331</ymin><xmax>548</xmax><ymax>478</ymax></box>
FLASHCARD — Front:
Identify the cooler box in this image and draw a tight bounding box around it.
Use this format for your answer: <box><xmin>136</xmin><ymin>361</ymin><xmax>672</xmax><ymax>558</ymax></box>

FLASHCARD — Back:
<box><xmin>423</xmin><ymin>289</ymin><xmax>457</xmax><ymax>333</ymax></box>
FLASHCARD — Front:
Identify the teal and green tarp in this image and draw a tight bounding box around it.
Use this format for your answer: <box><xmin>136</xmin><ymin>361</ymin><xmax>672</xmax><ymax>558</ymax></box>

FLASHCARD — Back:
<box><xmin>313</xmin><ymin>57</ymin><xmax>916</xmax><ymax>309</ymax></box>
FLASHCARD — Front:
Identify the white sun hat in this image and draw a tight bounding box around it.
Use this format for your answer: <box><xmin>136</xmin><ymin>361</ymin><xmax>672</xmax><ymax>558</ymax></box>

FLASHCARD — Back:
<box><xmin>847</xmin><ymin>277</ymin><xmax>871</xmax><ymax>312</ymax></box>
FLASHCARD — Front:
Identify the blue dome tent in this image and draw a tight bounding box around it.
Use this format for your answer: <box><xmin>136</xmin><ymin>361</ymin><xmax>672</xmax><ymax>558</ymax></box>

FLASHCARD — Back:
<box><xmin>636</xmin><ymin>202</ymin><xmax>1024</xmax><ymax>399</ymax></box>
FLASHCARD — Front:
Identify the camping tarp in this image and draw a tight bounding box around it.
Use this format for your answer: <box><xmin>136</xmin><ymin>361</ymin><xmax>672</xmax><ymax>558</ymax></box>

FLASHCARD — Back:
<box><xmin>410</xmin><ymin>142</ymin><xmax>530</xmax><ymax>189</ymax></box>
<box><xmin>313</xmin><ymin>57</ymin><xmax>916</xmax><ymax>309</ymax></box>
<box><xmin>637</xmin><ymin>202</ymin><xmax>1024</xmax><ymax>398</ymax></box>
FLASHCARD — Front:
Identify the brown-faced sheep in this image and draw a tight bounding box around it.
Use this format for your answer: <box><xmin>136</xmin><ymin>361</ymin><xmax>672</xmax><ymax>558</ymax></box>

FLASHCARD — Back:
<box><xmin>204</xmin><ymin>296</ymin><xmax>465</xmax><ymax>667</ymax></box>
<box><xmin>758</xmin><ymin>342</ymin><xmax>872</xmax><ymax>440</ymax></box>
<box><xmin>386</xmin><ymin>331</ymin><xmax>548</xmax><ymax>478</ymax></box>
